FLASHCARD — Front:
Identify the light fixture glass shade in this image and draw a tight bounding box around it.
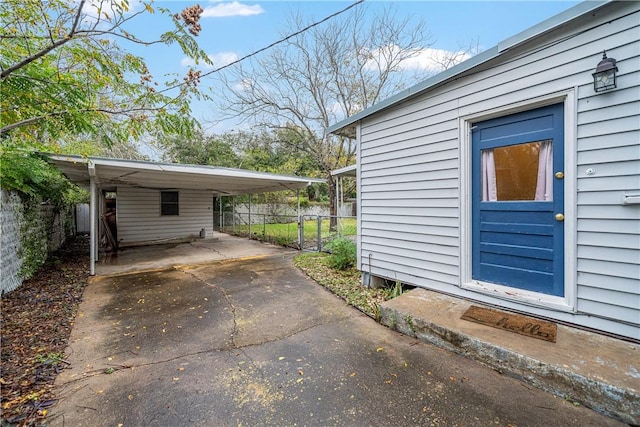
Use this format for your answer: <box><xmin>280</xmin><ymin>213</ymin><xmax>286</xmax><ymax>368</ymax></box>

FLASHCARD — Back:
<box><xmin>592</xmin><ymin>51</ymin><xmax>618</xmax><ymax>92</ymax></box>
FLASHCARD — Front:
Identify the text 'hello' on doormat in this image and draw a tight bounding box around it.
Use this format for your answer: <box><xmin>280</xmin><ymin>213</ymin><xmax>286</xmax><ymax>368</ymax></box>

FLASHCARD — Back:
<box><xmin>461</xmin><ymin>305</ymin><xmax>557</xmax><ymax>343</ymax></box>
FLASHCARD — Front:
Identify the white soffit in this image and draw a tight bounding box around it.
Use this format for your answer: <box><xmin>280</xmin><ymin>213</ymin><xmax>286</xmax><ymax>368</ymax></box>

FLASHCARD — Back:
<box><xmin>331</xmin><ymin>164</ymin><xmax>357</xmax><ymax>178</ymax></box>
<box><xmin>47</xmin><ymin>154</ymin><xmax>324</xmax><ymax>195</ymax></box>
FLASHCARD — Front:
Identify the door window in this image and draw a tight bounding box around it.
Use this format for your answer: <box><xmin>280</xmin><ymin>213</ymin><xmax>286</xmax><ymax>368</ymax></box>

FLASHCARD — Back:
<box><xmin>481</xmin><ymin>140</ymin><xmax>553</xmax><ymax>202</ymax></box>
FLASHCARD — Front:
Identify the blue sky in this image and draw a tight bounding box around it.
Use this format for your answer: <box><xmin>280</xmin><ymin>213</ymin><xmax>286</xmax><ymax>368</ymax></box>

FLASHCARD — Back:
<box><xmin>113</xmin><ymin>1</ymin><xmax>581</xmax><ymax>132</ymax></box>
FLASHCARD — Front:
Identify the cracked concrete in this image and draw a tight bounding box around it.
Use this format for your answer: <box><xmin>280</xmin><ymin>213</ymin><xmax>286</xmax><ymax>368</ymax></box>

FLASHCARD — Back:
<box><xmin>95</xmin><ymin>232</ymin><xmax>290</xmax><ymax>276</ymax></box>
<box><xmin>179</xmin><ymin>268</ymin><xmax>241</xmax><ymax>348</ymax></box>
<box><xmin>48</xmin><ymin>238</ymin><xmax>623</xmax><ymax>426</ymax></box>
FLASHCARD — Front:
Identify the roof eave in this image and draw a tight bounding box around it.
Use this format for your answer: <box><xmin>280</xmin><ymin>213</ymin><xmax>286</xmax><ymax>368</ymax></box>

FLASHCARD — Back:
<box><xmin>326</xmin><ymin>0</ymin><xmax>610</xmax><ymax>138</ymax></box>
<box><xmin>331</xmin><ymin>164</ymin><xmax>357</xmax><ymax>178</ymax></box>
<box><xmin>326</xmin><ymin>46</ymin><xmax>499</xmax><ymax>137</ymax></box>
<box><xmin>46</xmin><ymin>154</ymin><xmax>324</xmax><ymax>195</ymax></box>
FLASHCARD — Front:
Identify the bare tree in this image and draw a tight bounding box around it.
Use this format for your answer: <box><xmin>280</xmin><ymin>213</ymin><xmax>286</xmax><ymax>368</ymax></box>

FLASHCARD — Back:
<box><xmin>214</xmin><ymin>3</ymin><xmax>440</xmax><ymax>219</ymax></box>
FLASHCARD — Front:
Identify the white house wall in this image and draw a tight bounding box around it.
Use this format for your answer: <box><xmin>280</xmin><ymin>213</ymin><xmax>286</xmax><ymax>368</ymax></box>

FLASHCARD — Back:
<box><xmin>117</xmin><ymin>186</ymin><xmax>213</xmax><ymax>246</ymax></box>
<box><xmin>357</xmin><ymin>2</ymin><xmax>639</xmax><ymax>339</ymax></box>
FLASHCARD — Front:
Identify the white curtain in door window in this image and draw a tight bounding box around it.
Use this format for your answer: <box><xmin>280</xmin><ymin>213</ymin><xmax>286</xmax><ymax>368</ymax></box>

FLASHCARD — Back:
<box><xmin>481</xmin><ymin>150</ymin><xmax>497</xmax><ymax>202</ymax></box>
<box><xmin>534</xmin><ymin>141</ymin><xmax>553</xmax><ymax>201</ymax></box>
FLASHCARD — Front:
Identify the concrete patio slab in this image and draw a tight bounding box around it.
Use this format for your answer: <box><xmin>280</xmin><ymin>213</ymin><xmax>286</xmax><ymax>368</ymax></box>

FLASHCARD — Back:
<box><xmin>381</xmin><ymin>288</ymin><xmax>640</xmax><ymax>425</ymax></box>
<box><xmin>96</xmin><ymin>233</ymin><xmax>293</xmax><ymax>276</ymax></box>
<box><xmin>47</xmin><ymin>254</ymin><xmax>621</xmax><ymax>426</ymax></box>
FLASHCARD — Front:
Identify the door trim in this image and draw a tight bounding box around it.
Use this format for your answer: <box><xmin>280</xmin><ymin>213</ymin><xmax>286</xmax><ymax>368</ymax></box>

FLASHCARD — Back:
<box><xmin>458</xmin><ymin>89</ymin><xmax>577</xmax><ymax>312</ymax></box>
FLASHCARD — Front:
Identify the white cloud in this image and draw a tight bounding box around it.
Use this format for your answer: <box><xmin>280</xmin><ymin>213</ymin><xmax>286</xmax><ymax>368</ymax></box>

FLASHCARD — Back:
<box><xmin>181</xmin><ymin>52</ymin><xmax>240</xmax><ymax>69</ymax></box>
<box><xmin>181</xmin><ymin>57</ymin><xmax>196</xmax><ymax>67</ymax></box>
<box><xmin>365</xmin><ymin>45</ymin><xmax>472</xmax><ymax>74</ymax></box>
<box><xmin>329</xmin><ymin>101</ymin><xmax>346</xmax><ymax>117</ymax></box>
<box><xmin>79</xmin><ymin>0</ymin><xmax>144</xmax><ymax>21</ymax></box>
<box><xmin>202</xmin><ymin>1</ymin><xmax>264</xmax><ymax>18</ymax></box>
<box><xmin>405</xmin><ymin>48</ymin><xmax>472</xmax><ymax>72</ymax></box>
<box><xmin>209</xmin><ymin>52</ymin><xmax>241</xmax><ymax>68</ymax></box>
<box><xmin>233</xmin><ymin>78</ymin><xmax>254</xmax><ymax>91</ymax></box>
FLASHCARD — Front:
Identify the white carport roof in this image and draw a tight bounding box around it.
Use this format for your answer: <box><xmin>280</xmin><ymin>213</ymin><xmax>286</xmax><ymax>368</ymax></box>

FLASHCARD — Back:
<box><xmin>48</xmin><ymin>154</ymin><xmax>324</xmax><ymax>195</ymax></box>
<box><xmin>331</xmin><ymin>164</ymin><xmax>356</xmax><ymax>178</ymax></box>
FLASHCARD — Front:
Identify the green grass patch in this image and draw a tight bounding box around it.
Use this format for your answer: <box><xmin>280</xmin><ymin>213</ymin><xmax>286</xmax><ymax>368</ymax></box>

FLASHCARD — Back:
<box><xmin>294</xmin><ymin>252</ymin><xmax>396</xmax><ymax>319</ymax></box>
<box><xmin>226</xmin><ymin>217</ymin><xmax>356</xmax><ymax>245</ymax></box>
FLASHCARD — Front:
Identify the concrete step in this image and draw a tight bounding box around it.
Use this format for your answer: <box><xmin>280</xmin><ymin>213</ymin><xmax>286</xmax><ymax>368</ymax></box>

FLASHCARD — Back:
<box><xmin>380</xmin><ymin>288</ymin><xmax>639</xmax><ymax>425</ymax></box>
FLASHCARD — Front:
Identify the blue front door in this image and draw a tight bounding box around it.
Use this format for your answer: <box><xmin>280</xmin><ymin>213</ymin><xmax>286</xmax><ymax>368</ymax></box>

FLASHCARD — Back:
<box><xmin>472</xmin><ymin>104</ymin><xmax>564</xmax><ymax>296</ymax></box>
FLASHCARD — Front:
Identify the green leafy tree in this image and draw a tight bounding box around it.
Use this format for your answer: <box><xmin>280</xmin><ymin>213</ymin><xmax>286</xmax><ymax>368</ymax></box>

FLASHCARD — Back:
<box><xmin>164</xmin><ymin>130</ymin><xmax>242</xmax><ymax>168</ymax></box>
<box><xmin>1</xmin><ymin>0</ymin><xmax>211</xmax><ymax>196</ymax></box>
<box><xmin>166</xmin><ymin>128</ymin><xmax>322</xmax><ymax>177</ymax></box>
<box><xmin>166</xmin><ymin>128</ymin><xmax>326</xmax><ymax>203</ymax></box>
<box><xmin>240</xmin><ymin>128</ymin><xmax>320</xmax><ymax>176</ymax></box>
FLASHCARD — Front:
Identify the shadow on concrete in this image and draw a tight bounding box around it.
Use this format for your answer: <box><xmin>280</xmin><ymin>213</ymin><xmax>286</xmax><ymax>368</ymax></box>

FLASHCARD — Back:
<box><xmin>49</xmin><ymin>250</ymin><xmax>623</xmax><ymax>426</ymax></box>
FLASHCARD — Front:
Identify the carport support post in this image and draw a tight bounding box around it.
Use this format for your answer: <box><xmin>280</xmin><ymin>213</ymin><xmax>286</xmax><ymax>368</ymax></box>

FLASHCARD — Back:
<box><xmin>248</xmin><ymin>194</ymin><xmax>252</xmax><ymax>238</ymax></box>
<box><xmin>219</xmin><ymin>197</ymin><xmax>223</xmax><ymax>232</ymax></box>
<box><xmin>336</xmin><ymin>176</ymin><xmax>340</xmax><ymax>219</ymax></box>
<box><xmin>89</xmin><ymin>165</ymin><xmax>97</xmax><ymax>276</ymax></box>
<box><xmin>297</xmin><ymin>190</ymin><xmax>302</xmax><ymax>248</ymax></box>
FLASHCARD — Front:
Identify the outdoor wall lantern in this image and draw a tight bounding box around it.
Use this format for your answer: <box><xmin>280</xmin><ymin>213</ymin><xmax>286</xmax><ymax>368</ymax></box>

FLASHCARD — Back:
<box><xmin>592</xmin><ymin>51</ymin><xmax>618</xmax><ymax>92</ymax></box>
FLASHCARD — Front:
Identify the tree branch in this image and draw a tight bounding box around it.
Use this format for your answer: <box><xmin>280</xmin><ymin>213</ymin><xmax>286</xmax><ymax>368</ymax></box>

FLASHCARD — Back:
<box><xmin>0</xmin><ymin>105</ymin><xmax>167</xmax><ymax>135</ymax></box>
<box><xmin>1</xmin><ymin>1</ymin><xmax>85</xmax><ymax>80</ymax></box>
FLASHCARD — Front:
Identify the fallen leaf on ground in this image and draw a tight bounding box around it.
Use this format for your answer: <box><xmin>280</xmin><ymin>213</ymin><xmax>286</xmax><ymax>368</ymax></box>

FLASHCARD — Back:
<box><xmin>0</xmin><ymin>237</ymin><xmax>90</xmax><ymax>426</ymax></box>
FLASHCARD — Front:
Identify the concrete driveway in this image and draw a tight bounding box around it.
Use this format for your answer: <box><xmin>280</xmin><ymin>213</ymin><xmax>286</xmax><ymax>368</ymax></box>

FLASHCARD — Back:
<box><xmin>49</xmin><ymin>244</ymin><xmax>620</xmax><ymax>426</ymax></box>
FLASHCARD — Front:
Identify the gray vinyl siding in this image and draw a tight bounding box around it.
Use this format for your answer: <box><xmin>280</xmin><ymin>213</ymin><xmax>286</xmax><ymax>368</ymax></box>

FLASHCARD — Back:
<box><xmin>576</xmin><ymin>90</ymin><xmax>640</xmax><ymax>328</ymax></box>
<box><xmin>357</xmin><ymin>3</ymin><xmax>639</xmax><ymax>338</ymax></box>
<box><xmin>117</xmin><ymin>187</ymin><xmax>213</xmax><ymax>246</ymax></box>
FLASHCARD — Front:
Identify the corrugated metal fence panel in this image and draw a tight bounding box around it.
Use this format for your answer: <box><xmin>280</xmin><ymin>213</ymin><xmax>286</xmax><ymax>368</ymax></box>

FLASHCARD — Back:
<box><xmin>75</xmin><ymin>204</ymin><xmax>90</xmax><ymax>234</ymax></box>
<box><xmin>1</xmin><ymin>190</ymin><xmax>24</xmax><ymax>294</ymax></box>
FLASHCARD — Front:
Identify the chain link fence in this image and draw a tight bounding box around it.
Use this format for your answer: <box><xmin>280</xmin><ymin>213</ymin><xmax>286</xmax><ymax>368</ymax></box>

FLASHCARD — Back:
<box><xmin>216</xmin><ymin>211</ymin><xmax>356</xmax><ymax>252</ymax></box>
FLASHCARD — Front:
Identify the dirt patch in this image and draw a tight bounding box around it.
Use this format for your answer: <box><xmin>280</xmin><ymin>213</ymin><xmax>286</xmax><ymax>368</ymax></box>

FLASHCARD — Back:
<box><xmin>294</xmin><ymin>252</ymin><xmax>399</xmax><ymax>319</ymax></box>
<box><xmin>1</xmin><ymin>236</ymin><xmax>90</xmax><ymax>426</ymax></box>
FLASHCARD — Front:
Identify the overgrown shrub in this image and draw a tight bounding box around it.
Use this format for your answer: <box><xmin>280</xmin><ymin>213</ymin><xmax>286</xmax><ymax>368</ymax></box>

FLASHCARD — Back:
<box><xmin>1</xmin><ymin>150</ymin><xmax>87</xmax><ymax>282</ymax></box>
<box><xmin>326</xmin><ymin>237</ymin><xmax>356</xmax><ymax>270</ymax></box>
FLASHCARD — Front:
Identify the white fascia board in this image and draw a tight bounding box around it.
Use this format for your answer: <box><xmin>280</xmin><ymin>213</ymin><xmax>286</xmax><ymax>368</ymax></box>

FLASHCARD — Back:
<box><xmin>89</xmin><ymin>156</ymin><xmax>321</xmax><ymax>184</ymax></box>
<box><xmin>326</xmin><ymin>47</ymin><xmax>499</xmax><ymax>137</ymax></box>
<box><xmin>331</xmin><ymin>164</ymin><xmax>357</xmax><ymax>177</ymax></box>
<box><xmin>498</xmin><ymin>0</ymin><xmax>609</xmax><ymax>52</ymax></box>
<box><xmin>48</xmin><ymin>153</ymin><xmax>324</xmax><ymax>190</ymax></box>
<box><xmin>326</xmin><ymin>0</ymin><xmax>610</xmax><ymax>138</ymax></box>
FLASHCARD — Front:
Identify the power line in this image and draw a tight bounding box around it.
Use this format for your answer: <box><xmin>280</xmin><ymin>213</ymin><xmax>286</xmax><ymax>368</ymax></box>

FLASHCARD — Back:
<box><xmin>200</xmin><ymin>0</ymin><xmax>364</xmax><ymax>78</ymax></box>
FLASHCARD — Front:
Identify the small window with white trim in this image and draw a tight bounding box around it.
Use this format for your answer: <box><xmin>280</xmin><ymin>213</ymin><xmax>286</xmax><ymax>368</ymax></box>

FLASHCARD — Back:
<box><xmin>160</xmin><ymin>191</ymin><xmax>179</xmax><ymax>216</ymax></box>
